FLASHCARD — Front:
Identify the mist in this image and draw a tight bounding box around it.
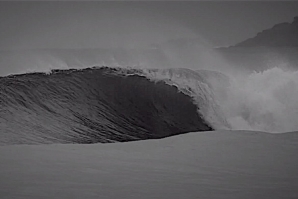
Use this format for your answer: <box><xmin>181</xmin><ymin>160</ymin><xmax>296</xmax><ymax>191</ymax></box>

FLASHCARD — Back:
<box><xmin>215</xmin><ymin>67</ymin><xmax>298</xmax><ymax>133</ymax></box>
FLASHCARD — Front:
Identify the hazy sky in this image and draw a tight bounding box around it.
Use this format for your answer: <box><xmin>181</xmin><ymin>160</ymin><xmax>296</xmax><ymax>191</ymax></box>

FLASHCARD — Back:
<box><xmin>1</xmin><ymin>1</ymin><xmax>298</xmax><ymax>50</ymax></box>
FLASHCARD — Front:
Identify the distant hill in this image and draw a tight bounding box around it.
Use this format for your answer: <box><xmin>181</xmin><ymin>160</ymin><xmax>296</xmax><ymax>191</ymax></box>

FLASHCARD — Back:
<box><xmin>214</xmin><ymin>16</ymin><xmax>298</xmax><ymax>72</ymax></box>
<box><xmin>231</xmin><ymin>16</ymin><xmax>298</xmax><ymax>48</ymax></box>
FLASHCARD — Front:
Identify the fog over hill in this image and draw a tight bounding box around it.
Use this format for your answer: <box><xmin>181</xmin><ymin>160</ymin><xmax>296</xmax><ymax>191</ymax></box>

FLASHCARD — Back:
<box><xmin>232</xmin><ymin>16</ymin><xmax>298</xmax><ymax>48</ymax></box>
<box><xmin>214</xmin><ymin>16</ymin><xmax>298</xmax><ymax>72</ymax></box>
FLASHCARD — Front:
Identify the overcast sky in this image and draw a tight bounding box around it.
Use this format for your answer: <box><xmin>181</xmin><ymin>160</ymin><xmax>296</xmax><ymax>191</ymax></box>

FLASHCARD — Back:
<box><xmin>1</xmin><ymin>1</ymin><xmax>298</xmax><ymax>50</ymax></box>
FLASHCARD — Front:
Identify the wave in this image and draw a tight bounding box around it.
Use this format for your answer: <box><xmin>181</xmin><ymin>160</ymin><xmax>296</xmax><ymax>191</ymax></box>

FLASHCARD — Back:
<box><xmin>0</xmin><ymin>67</ymin><xmax>215</xmax><ymax>145</ymax></box>
<box><xmin>1</xmin><ymin>64</ymin><xmax>298</xmax><ymax>145</ymax></box>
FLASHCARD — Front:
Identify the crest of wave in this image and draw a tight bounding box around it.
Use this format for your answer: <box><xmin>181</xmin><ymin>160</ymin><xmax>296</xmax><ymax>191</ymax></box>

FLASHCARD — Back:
<box><xmin>220</xmin><ymin>67</ymin><xmax>298</xmax><ymax>133</ymax></box>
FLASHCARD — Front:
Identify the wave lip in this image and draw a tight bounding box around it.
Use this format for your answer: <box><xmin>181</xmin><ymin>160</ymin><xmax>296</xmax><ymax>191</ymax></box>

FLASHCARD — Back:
<box><xmin>0</xmin><ymin>66</ymin><xmax>213</xmax><ymax>145</ymax></box>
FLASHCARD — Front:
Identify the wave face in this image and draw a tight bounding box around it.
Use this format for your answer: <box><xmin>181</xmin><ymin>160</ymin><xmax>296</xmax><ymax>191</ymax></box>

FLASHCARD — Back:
<box><xmin>0</xmin><ymin>67</ymin><xmax>213</xmax><ymax>145</ymax></box>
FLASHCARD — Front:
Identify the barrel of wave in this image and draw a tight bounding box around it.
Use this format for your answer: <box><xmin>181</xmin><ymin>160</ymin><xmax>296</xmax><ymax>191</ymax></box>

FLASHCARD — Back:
<box><xmin>139</xmin><ymin>68</ymin><xmax>231</xmax><ymax>130</ymax></box>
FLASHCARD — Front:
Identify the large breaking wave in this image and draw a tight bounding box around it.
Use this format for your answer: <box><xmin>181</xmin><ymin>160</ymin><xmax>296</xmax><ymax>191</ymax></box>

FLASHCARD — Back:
<box><xmin>0</xmin><ymin>67</ymin><xmax>218</xmax><ymax>145</ymax></box>
<box><xmin>1</xmin><ymin>63</ymin><xmax>298</xmax><ymax>145</ymax></box>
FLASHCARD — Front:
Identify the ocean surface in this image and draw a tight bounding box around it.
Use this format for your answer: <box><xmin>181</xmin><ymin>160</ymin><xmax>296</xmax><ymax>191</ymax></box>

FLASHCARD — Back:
<box><xmin>1</xmin><ymin>130</ymin><xmax>298</xmax><ymax>199</ymax></box>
